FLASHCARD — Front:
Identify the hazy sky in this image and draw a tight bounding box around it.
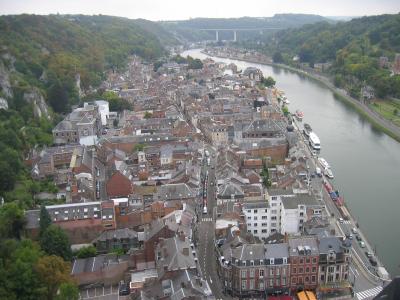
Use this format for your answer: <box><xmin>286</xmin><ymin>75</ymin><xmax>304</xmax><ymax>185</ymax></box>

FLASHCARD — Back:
<box><xmin>0</xmin><ymin>0</ymin><xmax>399</xmax><ymax>20</ymax></box>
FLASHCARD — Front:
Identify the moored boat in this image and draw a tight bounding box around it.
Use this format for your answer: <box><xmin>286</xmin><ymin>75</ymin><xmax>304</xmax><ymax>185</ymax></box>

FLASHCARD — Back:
<box><xmin>318</xmin><ymin>157</ymin><xmax>330</xmax><ymax>169</ymax></box>
<box><xmin>324</xmin><ymin>167</ymin><xmax>334</xmax><ymax>179</ymax></box>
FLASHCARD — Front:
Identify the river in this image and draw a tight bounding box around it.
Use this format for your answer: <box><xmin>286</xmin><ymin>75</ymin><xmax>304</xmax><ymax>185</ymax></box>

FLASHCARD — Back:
<box><xmin>182</xmin><ymin>49</ymin><xmax>400</xmax><ymax>276</ymax></box>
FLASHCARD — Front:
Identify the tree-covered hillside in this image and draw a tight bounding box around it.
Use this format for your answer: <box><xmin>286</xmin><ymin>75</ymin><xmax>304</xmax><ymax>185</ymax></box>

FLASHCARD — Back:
<box><xmin>251</xmin><ymin>13</ymin><xmax>400</xmax><ymax>98</ymax></box>
<box><xmin>0</xmin><ymin>14</ymin><xmax>172</xmax><ymax>112</ymax></box>
<box><xmin>161</xmin><ymin>14</ymin><xmax>331</xmax><ymax>42</ymax></box>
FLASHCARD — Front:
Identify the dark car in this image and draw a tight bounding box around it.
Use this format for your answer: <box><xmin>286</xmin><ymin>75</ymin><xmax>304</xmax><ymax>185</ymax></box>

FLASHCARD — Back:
<box><xmin>355</xmin><ymin>235</ymin><xmax>362</xmax><ymax>241</ymax></box>
<box><xmin>119</xmin><ymin>283</ymin><xmax>130</xmax><ymax>296</ymax></box>
<box><xmin>369</xmin><ymin>257</ymin><xmax>378</xmax><ymax>266</ymax></box>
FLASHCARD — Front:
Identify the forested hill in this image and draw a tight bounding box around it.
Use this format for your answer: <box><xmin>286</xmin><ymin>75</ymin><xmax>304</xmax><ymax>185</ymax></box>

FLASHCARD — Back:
<box><xmin>252</xmin><ymin>13</ymin><xmax>400</xmax><ymax>98</ymax></box>
<box><xmin>161</xmin><ymin>14</ymin><xmax>331</xmax><ymax>42</ymax></box>
<box><xmin>0</xmin><ymin>14</ymin><xmax>174</xmax><ymax>113</ymax></box>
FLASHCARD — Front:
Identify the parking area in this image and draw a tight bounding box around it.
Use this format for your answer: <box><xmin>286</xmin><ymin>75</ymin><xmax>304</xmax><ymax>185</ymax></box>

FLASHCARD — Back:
<box><xmin>79</xmin><ymin>284</ymin><xmax>121</xmax><ymax>299</ymax></box>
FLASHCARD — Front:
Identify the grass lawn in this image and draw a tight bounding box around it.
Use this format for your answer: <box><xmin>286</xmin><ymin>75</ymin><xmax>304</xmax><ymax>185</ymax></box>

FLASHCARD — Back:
<box><xmin>369</xmin><ymin>100</ymin><xmax>400</xmax><ymax>127</ymax></box>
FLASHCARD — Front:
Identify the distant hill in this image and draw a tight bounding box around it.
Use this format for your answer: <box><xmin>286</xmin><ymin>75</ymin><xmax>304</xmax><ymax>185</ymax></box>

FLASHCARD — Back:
<box><xmin>0</xmin><ymin>14</ymin><xmax>174</xmax><ymax>113</ymax></box>
<box><xmin>161</xmin><ymin>14</ymin><xmax>332</xmax><ymax>42</ymax></box>
<box><xmin>249</xmin><ymin>13</ymin><xmax>400</xmax><ymax>98</ymax></box>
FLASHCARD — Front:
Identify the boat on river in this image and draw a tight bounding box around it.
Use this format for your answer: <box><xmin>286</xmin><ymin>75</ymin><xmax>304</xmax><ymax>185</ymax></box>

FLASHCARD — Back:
<box><xmin>318</xmin><ymin>157</ymin><xmax>330</xmax><ymax>169</ymax></box>
<box><xmin>324</xmin><ymin>167</ymin><xmax>334</xmax><ymax>179</ymax></box>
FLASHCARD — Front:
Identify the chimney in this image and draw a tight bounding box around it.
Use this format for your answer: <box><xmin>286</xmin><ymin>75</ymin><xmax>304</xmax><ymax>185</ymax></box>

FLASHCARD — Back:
<box><xmin>284</xmin><ymin>232</ymin><xmax>288</xmax><ymax>243</ymax></box>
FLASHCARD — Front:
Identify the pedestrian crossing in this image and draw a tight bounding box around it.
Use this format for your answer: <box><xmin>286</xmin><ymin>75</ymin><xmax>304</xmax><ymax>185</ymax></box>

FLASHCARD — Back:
<box><xmin>356</xmin><ymin>286</ymin><xmax>383</xmax><ymax>300</ymax></box>
<box><xmin>340</xmin><ymin>220</ymin><xmax>352</xmax><ymax>224</ymax></box>
<box><xmin>202</xmin><ymin>217</ymin><xmax>213</xmax><ymax>222</ymax></box>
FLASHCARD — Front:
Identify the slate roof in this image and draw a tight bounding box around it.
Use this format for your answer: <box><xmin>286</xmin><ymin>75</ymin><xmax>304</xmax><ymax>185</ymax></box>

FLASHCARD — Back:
<box><xmin>93</xmin><ymin>228</ymin><xmax>138</xmax><ymax>243</ymax></box>
<box><xmin>156</xmin><ymin>236</ymin><xmax>196</xmax><ymax>272</ymax></box>
<box><xmin>71</xmin><ymin>253</ymin><xmax>130</xmax><ymax>275</ymax></box>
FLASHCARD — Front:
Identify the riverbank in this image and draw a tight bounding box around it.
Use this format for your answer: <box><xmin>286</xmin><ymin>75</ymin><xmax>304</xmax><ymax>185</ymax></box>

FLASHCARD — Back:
<box><xmin>201</xmin><ymin>50</ymin><xmax>400</xmax><ymax>143</ymax></box>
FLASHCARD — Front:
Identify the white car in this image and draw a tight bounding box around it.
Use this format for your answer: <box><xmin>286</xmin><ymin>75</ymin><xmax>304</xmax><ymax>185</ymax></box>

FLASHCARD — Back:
<box><xmin>338</xmin><ymin>218</ymin><xmax>344</xmax><ymax>224</ymax></box>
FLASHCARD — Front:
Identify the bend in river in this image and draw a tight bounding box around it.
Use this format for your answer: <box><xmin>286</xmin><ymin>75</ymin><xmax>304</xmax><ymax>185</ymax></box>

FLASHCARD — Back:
<box><xmin>182</xmin><ymin>49</ymin><xmax>400</xmax><ymax>276</ymax></box>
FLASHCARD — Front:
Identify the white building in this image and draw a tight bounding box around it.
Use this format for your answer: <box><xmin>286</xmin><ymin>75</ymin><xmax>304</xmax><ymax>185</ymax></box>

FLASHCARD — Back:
<box><xmin>280</xmin><ymin>194</ymin><xmax>324</xmax><ymax>235</ymax></box>
<box><xmin>94</xmin><ymin>100</ymin><xmax>110</xmax><ymax>126</ymax></box>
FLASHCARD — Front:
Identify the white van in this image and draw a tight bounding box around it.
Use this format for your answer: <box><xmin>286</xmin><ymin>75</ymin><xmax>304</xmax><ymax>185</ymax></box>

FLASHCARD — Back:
<box><xmin>203</xmin><ymin>206</ymin><xmax>207</xmax><ymax>214</ymax></box>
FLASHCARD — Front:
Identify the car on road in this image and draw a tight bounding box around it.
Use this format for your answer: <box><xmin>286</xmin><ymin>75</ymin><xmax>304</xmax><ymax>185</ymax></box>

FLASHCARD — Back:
<box><xmin>369</xmin><ymin>257</ymin><xmax>378</xmax><ymax>266</ymax></box>
<box><xmin>119</xmin><ymin>282</ymin><xmax>130</xmax><ymax>296</ymax></box>
<box><xmin>365</xmin><ymin>251</ymin><xmax>373</xmax><ymax>258</ymax></box>
<box><xmin>346</xmin><ymin>233</ymin><xmax>353</xmax><ymax>240</ymax></box>
<box><xmin>203</xmin><ymin>206</ymin><xmax>207</xmax><ymax>214</ymax></box>
<box><xmin>356</xmin><ymin>235</ymin><xmax>362</xmax><ymax>241</ymax></box>
<box><xmin>338</xmin><ymin>218</ymin><xmax>344</xmax><ymax>224</ymax></box>
<box><xmin>359</xmin><ymin>241</ymin><xmax>366</xmax><ymax>248</ymax></box>
<box><xmin>352</xmin><ymin>227</ymin><xmax>358</xmax><ymax>234</ymax></box>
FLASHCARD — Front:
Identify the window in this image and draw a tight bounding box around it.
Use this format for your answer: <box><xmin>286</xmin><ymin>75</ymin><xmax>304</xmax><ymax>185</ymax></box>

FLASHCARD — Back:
<box><xmin>254</xmin><ymin>216</ymin><xmax>258</xmax><ymax>220</ymax></box>
<box><xmin>321</xmin><ymin>275</ymin><xmax>325</xmax><ymax>282</ymax></box>
<box><xmin>299</xmin><ymin>258</ymin><xmax>304</xmax><ymax>264</ymax></box>
<box><xmin>262</xmin><ymin>216</ymin><xmax>268</xmax><ymax>220</ymax></box>
<box><xmin>305</xmin><ymin>276</ymin><xmax>309</xmax><ymax>283</ymax></box>
<box><xmin>241</xmin><ymin>270</ymin><xmax>247</xmax><ymax>278</ymax></box>
<box><xmin>271</xmin><ymin>216</ymin><xmax>277</xmax><ymax>220</ymax></box>
<box><xmin>242</xmin><ymin>280</ymin><xmax>247</xmax><ymax>290</ymax></box>
<box><xmin>254</xmin><ymin>210</ymin><xmax>258</xmax><ymax>213</ymax></box>
<box><xmin>276</xmin><ymin>268</ymin><xmax>280</xmax><ymax>276</ymax></box>
<box><xmin>312</xmin><ymin>267</ymin><xmax>316</xmax><ymax>273</ymax></box>
<box><xmin>299</xmin><ymin>267</ymin><xmax>303</xmax><ymax>274</ymax></box>
<box><xmin>298</xmin><ymin>277</ymin><xmax>303</xmax><ymax>284</ymax></box>
<box><xmin>269</xmin><ymin>269</ymin><xmax>274</xmax><ymax>276</ymax></box>
<box><xmin>259</xmin><ymin>269</ymin><xmax>264</xmax><ymax>277</ymax></box>
<box><xmin>254</xmin><ymin>230</ymin><xmax>258</xmax><ymax>234</ymax></box>
<box><xmin>291</xmin><ymin>277</ymin><xmax>297</xmax><ymax>284</ymax></box>
<box><xmin>292</xmin><ymin>267</ymin><xmax>296</xmax><ymax>274</ymax></box>
<box><xmin>261</xmin><ymin>223</ymin><xmax>268</xmax><ymax>226</ymax></box>
<box><xmin>259</xmin><ymin>281</ymin><xmax>264</xmax><ymax>290</ymax></box>
<box><xmin>265</xmin><ymin>209</ymin><xmax>268</xmax><ymax>213</ymax></box>
<box><xmin>247</xmin><ymin>216</ymin><xmax>251</xmax><ymax>220</ymax></box>
<box><xmin>282</xmin><ymin>268</ymin><xmax>286</xmax><ymax>276</ymax></box>
<box><xmin>306</xmin><ymin>258</ymin><xmax>310</xmax><ymax>264</ymax></box>
<box><xmin>253</xmin><ymin>223</ymin><xmax>258</xmax><ymax>227</ymax></box>
<box><xmin>249</xmin><ymin>279</ymin><xmax>254</xmax><ymax>290</ymax></box>
<box><xmin>305</xmin><ymin>267</ymin><xmax>310</xmax><ymax>273</ymax></box>
<box><xmin>271</xmin><ymin>203</ymin><xmax>277</xmax><ymax>207</ymax></box>
<box><xmin>328</xmin><ymin>266</ymin><xmax>335</xmax><ymax>273</ymax></box>
<box><xmin>311</xmin><ymin>275</ymin><xmax>316</xmax><ymax>283</ymax></box>
<box><xmin>271</xmin><ymin>209</ymin><xmax>277</xmax><ymax>214</ymax></box>
<box><xmin>262</xmin><ymin>229</ymin><xmax>267</xmax><ymax>233</ymax></box>
<box><xmin>271</xmin><ymin>196</ymin><xmax>277</xmax><ymax>200</ymax></box>
<box><xmin>269</xmin><ymin>279</ymin><xmax>274</xmax><ymax>287</ymax></box>
<box><xmin>300</xmin><ymin>212</ymin><xmax>304</xmax><ymax>217</ymax></box>
<box><xmin>276</xmin><ymin>278</ymin><xmax>280</xmax><ymax>286</ymax></box>
<box><xmin>247</xmin><ymin>210</ymin><xmax>251</xmax><ymax>213</ymax></box>
<box><xmin>336</xmin><ymin>273</ymin><xmax>340</xmax><ymax>280</ymax></box>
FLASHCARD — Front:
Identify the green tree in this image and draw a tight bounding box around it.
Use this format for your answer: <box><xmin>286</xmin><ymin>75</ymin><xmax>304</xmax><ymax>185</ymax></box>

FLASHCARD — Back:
<box><xmin>75</xmin><ymin>245</ymin><xmax>97</xmax><ymax>258</ymax></box>
<box><xmin>39</xmin><ymin>205</ymin><xmax>52</xmax><ymax>237</ymax></box>
<box><xmin>56</xmin><ymin>282</ymin><xmax>79</xmax><ymax>300</ymax></box>
<box><xmin>144</xmin><ymin>111</ymin><xmax>152</xmax><ymax>119</ymax></box>
<box><xmin>261</xmin><ymin>76</ymin><xmax>276</xmax><ymax>88</ymax></box>
<box><xmin>0</xmin><ymin>202</ymin><xmax>26</xmax><ymax>240</ymax></box>
<box><xmin>272</xmin><ymin>52</ymin><xmax>284</xmax><ymax>63</ymax></box>
<box><xmin>0</xmin><ymin>161</ymin><xmax>17</xmax><ymax>192</ymax></box>
<box><xmin>282</xmin><ymin>106</ymin><xmax>289</xmax><ymax>116</ymax></box>
<box><xmin>40</xmin><ymin>225</ymin><xmax>72</xmax><ymax>261</ymax></box>
<box><xmin>133</xmin><ymin>143</ymin><xmax>145</xmax><ymax>152</ymax></box>
<box><xmin>36</xmin><ymin>255</ymin><xmax>74</xmax><ymax>300</ymax></box>
<box><xmin>0</xmin><ymin>239</ymin><xmax>45</xmax><ymax>300</ymax></box>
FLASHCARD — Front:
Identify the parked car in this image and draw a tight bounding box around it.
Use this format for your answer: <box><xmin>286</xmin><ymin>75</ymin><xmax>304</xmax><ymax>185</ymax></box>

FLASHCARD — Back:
<box><xmin>369</xmin><ymin>257</ymin><xmax>378</xmax><ymax>266</ymax></box>
<box><xmin>338</xmin><ymin>218</ymin><xmax>344</xmax><ymax>224</ymax></box>
<box><xmin>119</xmin><ymin>282</ymin><xmax>130</xmax><ymax>296</ymax></box>
<box><xmin>346</xmin><ymin>233</ymin><xmax>353</xmax><ymax>240</ymax></box>
<box><xmin>365</xmin><ymin>251</ymin><xmax>373</xmax><ymax>258</ymax></box>
<box><xmin>356</xmin><ymin>235</ymin><xmax>362</xmax><ymax>241</ymax></box>
<box><xmin>352</xmin><ymin>227</ymin><xmax>358</xmax><ymax>234</ymax></box>
<box><xmin>359</xmin><ymin>241</ymin><xmax>366</xmax><ymax>248</ymax></box>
